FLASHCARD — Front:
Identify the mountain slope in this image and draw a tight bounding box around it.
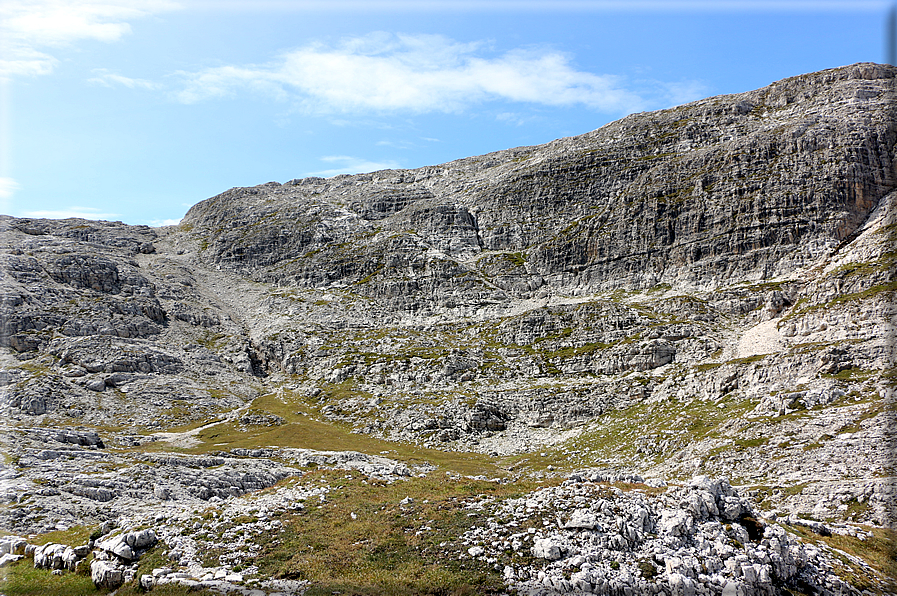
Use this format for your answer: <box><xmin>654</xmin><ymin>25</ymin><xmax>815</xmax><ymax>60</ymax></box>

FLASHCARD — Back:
<box><xmin>184</xmin><ymin>62</ymin><xmax>895</xmax><ymax>298</ymax></box>
<box><xmin>1</xmin><ymin>62</ymin><xmax>894</xmax><ymax>595</ymax></box>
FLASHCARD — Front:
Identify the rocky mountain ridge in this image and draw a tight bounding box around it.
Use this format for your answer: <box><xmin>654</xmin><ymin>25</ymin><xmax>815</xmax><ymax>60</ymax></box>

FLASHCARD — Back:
<box><xmin>0</xmin><ymin>62</ymin><xmax>895</xmax><ymax>595</ymax></box>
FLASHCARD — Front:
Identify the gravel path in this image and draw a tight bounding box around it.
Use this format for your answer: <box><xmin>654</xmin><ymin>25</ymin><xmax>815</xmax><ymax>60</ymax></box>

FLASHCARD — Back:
<box><xmin>736</xmin><ymin>319</ymin><xmax>785</xmax><ymax>358</ymax></box>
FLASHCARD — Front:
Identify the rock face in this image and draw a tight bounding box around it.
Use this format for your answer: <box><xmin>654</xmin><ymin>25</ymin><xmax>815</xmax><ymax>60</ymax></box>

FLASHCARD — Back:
<box><xmin>1</xmin><ymin>63</ymin><xmax>895</xmax><ymax>594</ymax></box>
<box><xmin>183</xmin><ymin>63</ymin><xmax>895</xmax><ymax>300</ymax></box>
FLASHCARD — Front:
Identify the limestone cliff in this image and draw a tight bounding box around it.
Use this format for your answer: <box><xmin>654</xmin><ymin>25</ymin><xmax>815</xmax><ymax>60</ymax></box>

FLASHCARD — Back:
<box><xmin>183</xmin><ymin>62</ymin><xmax>895</xmax><ymax>301</ymax></box>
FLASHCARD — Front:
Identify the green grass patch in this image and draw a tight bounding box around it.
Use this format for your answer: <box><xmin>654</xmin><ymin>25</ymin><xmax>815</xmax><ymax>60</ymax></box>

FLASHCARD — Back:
<box><xmin>821</xmin><ymin>367</ymin><xmax>874</xmax><ymax>382</ymax></box>
<box><xmin>534</xmin><ymin>395</ymin><xmax>756</xmax><ymax>469</ymax></box>
<box><xmin>28</xmin><ymin>526</ymin><xmax>94</xmax><ymax>547</ymax></box>
<box><xmin>356</xmin><ymin>265</ymin><xmax>385</xmax><ymax>285</ymax></box>
<box><xmin>829</xmin><ymin>253</ymin><xmax>897</xmax><ymax>278</ymax></box>
<box><xmin>838</xmin><ymin>404</ymin><xmax>887</xmax><ymax>434</ymax></box>
<box><xmin>150</xmin><ymin>391</ymin><xmax>506</xmax><ymax>477</ymax></box>
<box><xmin>727</xmin><ymin>354</ymin><xmax>767</xmax><ymax>366</ymax></box>
<box><xmin>791</xmin><ymin>280</ymin><xmax>897</xmax><ymax>317</ymax></box>
<box><xmin>196</xmin><ymin>330</ymin><xmax>229</xmax><ymax>351</ymax></box>
<box><xmin>647</xmin><ymin>283</ymin><xmax>672</xmax><ymax>293</ymax></box>
<box><xmin>736</xmin><ymin>437</ymin><xmax>769</xmax><ymax>449</ymax></box>
<box><xmin>694</xmin><ymin>362</ymin><xmax>723</xmax><ymax>372</ymax></box>
<box><xmin>253</xmin><ymin>472</ymin><xmax>539</xmax><ymax>595</ymax></box>
<box><xmin>0</xmin><ymin>562</ymin><xmax>100</xmax><ymax>596</ymax></box>
<box><xmin>782</xmin><ymin>524</ymin><xmax>897</xmax><ymax>593</ymax></box>
<box><xmin>781</xmin><ymin>483</ymin><xmax>810</xmax><ymax>497</ymax></box>
<box><xmin>843</xmin><ymin>499</ymin><xmax>872</xmax><ymax>523</ymax></box>
<box><xmin>541</xmin><ymin>341</ymin><xmax>611</xmax><ymax>359</ymax></box>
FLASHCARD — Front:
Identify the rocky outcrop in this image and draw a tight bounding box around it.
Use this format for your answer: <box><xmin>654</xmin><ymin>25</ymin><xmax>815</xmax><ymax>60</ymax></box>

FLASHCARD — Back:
<box><xmin>0</xmin><ymin>219</ymin><xmax>166</xmax><ymax>354</ymax></box>
<box><xmin>463</xmin><ymin>473</ymin><xmax>860</xmax><ymax>596</ymax></box>
<box><xmin>182</xmin><ymin>63</ymin><xmax>896</xmax><ymax>302</ymax></box>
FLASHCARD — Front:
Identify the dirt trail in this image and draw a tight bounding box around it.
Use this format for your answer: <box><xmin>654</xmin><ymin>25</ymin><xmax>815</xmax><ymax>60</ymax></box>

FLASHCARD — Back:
<box><xmin>152</xmin><ymin>402</ymin><xmax>254</xmax><ymax>449</ymax></box>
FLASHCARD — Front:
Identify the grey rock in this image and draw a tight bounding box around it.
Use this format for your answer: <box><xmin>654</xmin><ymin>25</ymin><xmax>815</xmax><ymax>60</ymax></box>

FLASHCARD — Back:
<box><xmin>90</xmin><ymin>559</ymin><xmax>124</xmax><ymax>589</ymax></box>
<box><xmin>0</xmin><ymin>553</ymin><xmax>23</xmax><ymax>567</ymax></box>
<box><xmin>33</xmin><ymin>543</ymin><xmax>67</xmax><ymax>569</ymax></box>
<box><xmin>532</xmin><ymin>537</ymin><xmax>564</xmax><ymax>561</ymax></box>
<box><xmin>564</xmin><ymin>509</ymin><xmax>602</xmax><ymax>530</ymax></box>
<box><xmin>96</xmin><ymin>529</ymin><xmax>157</xmax><ymax>561</ymax></box>
<box><xmin>139</xmin><ymin>574</ymin><xmax>155</xmax><ymax>590</ymax></box>
<box><xmin>0</xmin><ymin>536</ymin><xmax>27</xmax><ymax>555</ymax></box>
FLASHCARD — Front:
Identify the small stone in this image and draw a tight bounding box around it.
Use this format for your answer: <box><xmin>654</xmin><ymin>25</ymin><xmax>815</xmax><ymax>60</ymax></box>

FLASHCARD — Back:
<box><xmin>0</xmin><ymin>554</ymin><xmax>23</xmax><ymax>567</ymax></box>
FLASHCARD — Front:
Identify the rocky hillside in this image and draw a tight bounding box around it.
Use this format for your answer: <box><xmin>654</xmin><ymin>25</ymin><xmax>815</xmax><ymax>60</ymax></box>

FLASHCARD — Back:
<box><xmin>1</xmin><ymin>63</ymin><xmax>895</xmax><ymax>595</ymax></box>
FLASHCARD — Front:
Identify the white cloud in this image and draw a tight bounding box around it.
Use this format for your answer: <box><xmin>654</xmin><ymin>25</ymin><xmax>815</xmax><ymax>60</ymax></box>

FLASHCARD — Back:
<box><xmin>175</xmin><ymin>64</ymin><xmax>288</xmax><ymax>103</ymax></box>
<box><xmin>376</xmin><ymin>139</ymin><xmax>416</xmax><ymax>150</ymax></box>
<box><xmin>303</xmin><ymin>155</ymin><xmax>401</xmax><ymax>178</ymax></box>
<box><xmin>22</xmin><ymin>206</ymin><xmax>122</xmax><ymax>220</ymax></box>
<box><xmin>176</xmin><ymin>33</ymin><xmax>649</xmax><ymax>115</ymax></box>
<box><xmin>0</xmin><ymin>177</ymin><xmax>20</xmax><ymax>200</ymax></box>
<box><xmin>658</xmin><ymin>80</ymin><xmax>710</xmax><ymax>107</ymax></box>
<box><xmin>148</xmin><ymin>218</ymin><xmax>182</xmax><ymax>227</ymax></box>
<box><xmin>0</xmin><ymin>0</ymin><xmax>179</xmax><ymax>79</ymax></box>
<box><xmin>0</xmin><ymin>47</ymin><xmax>58</xmax><ymax>78</ymax></box>
<box><xmin>496</xmin><ymin>111</ymin><xmax>536</xmax><ymax>126</ymax></box>
<box><xmin>178</xmin><ymin>1</ymin><xmax>883</xmax><ymax>12</ymax></box>
<box><xmin>88</xmin><ymin>69</ymin><xmax>163</xmax><ymax>89</ymax></box>
<box><xmin>0</xmin><ymin>177</ymin><xmax>20</xmax><ymax>213</ymax></box>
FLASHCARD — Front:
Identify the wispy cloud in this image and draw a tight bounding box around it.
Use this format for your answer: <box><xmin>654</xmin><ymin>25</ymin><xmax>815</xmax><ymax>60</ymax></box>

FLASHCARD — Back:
<box><xmin>376</xmin><ymin>139</ymin><xmax>416</xmax><ymax>150</ymax></box>
<box><xmin>0</xmin><ymin>177</ymin><xmax>20</xmax><ymax>213</ymax></box>
<box><xmin>0</xmin><ymin>46</ymin><xmax>57</xmax><ymax>78</ymax></box>
<box><xmin>176</xmin><ymin>32</ymin><xmax>651</xmax><ymax>115</ymax></box>
<box><xmin>148</xmin><ymin>218</ymin><xmax>182</xmax><ymax>227</ymax></box>
<box><xmin>88</xmin><ymin>68</ymin><xmax>163</xmax><ymax>89</ymax></box>
<box><xmin>376</xmin><ymin>136</ymin><xmax>441</xmax><ymax>149</ymax></box>
<box><xmin>179</xmin><ymin>1</ymin><xmax>884</xmax><ymax>13</ymax></box>
<box><xmin>22</xmin><ymin>206</ymin><xmax>122</xmax><ymax>220</ymax></box>
<box><xmin>0</xmin><ymin>177</ymin><xmax>20</xmax><ymax>200</ymax></box>
<box><xmin>0</xmin><ymin>0</ymin><xmax>179</xmax><ymax>79</ymax></box>
<box><xmin>303</xmin><ymin>155</ymin><xmax>401</xmax><ymax>178</ymax></box>
<box><xmin>656</xmin><ymin>80</ymin><xmax>711</xmax><ymax>107</ymax></box>
<box><xmin>496</xmin><ymin>111</ymin><xmax>538</xmax><ymax>126</ymax></box>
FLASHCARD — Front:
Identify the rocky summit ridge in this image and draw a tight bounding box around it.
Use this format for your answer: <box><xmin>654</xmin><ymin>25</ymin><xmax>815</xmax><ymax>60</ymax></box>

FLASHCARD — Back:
<box><xmin>0</xmin><ymin>63</ymin><xmax>895</xmax><ymax>595</ymax></box>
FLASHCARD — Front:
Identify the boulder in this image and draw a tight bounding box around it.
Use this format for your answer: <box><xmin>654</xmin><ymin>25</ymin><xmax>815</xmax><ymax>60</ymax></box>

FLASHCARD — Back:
<box><xmin>669</xmin><ymin>573</ymin><xmax>697</xmax><ymax>596</ymax></box>
<box><xmin>96</xmin><ymin>528</ymin><xmax>157</xmax><ymax>561</ymax></box>
<box><xmin>33</xmin><ymin>543</ymin><xmax>66</xmax><ymax>569</ymax></box>
<box><xmin>532</xmin><ymin>537</ymin><xmax>563</xmax><ymax>560</ymax></box>
<box><xmin>140</xmin><ymin>574</ymin><xmax>155</xmax><ymax>590</ymax></box>
<box><xmin>91</xmin><ymin>559</ymin><xmax>124</xmax><ymax>589</ymax></box>
<box><xmin>658</xmin><ymin>510</ymin><xmax>694</xmax><ymax>537</ymax></box>
<box><xmin>0</xmin><ymin>536</ymin><xmax>27</xmax><ymax>555</ymax></box>
<box><xmin>564</xmin><ymin>509</ymin><xmax>602</xmax><ymax>530</ymax></box>
<box><xmin>0</xmin><ymin>553</ymin><xmax>23</xmax><ymax>567</ymax></box>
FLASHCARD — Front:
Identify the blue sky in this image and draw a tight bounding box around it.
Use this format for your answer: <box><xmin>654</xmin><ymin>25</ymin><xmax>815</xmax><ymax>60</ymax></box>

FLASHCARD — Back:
<box><xmin>1</xmin><ymin>0</ymin><xmax>891</xmax><ymax>226</ymax></box>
